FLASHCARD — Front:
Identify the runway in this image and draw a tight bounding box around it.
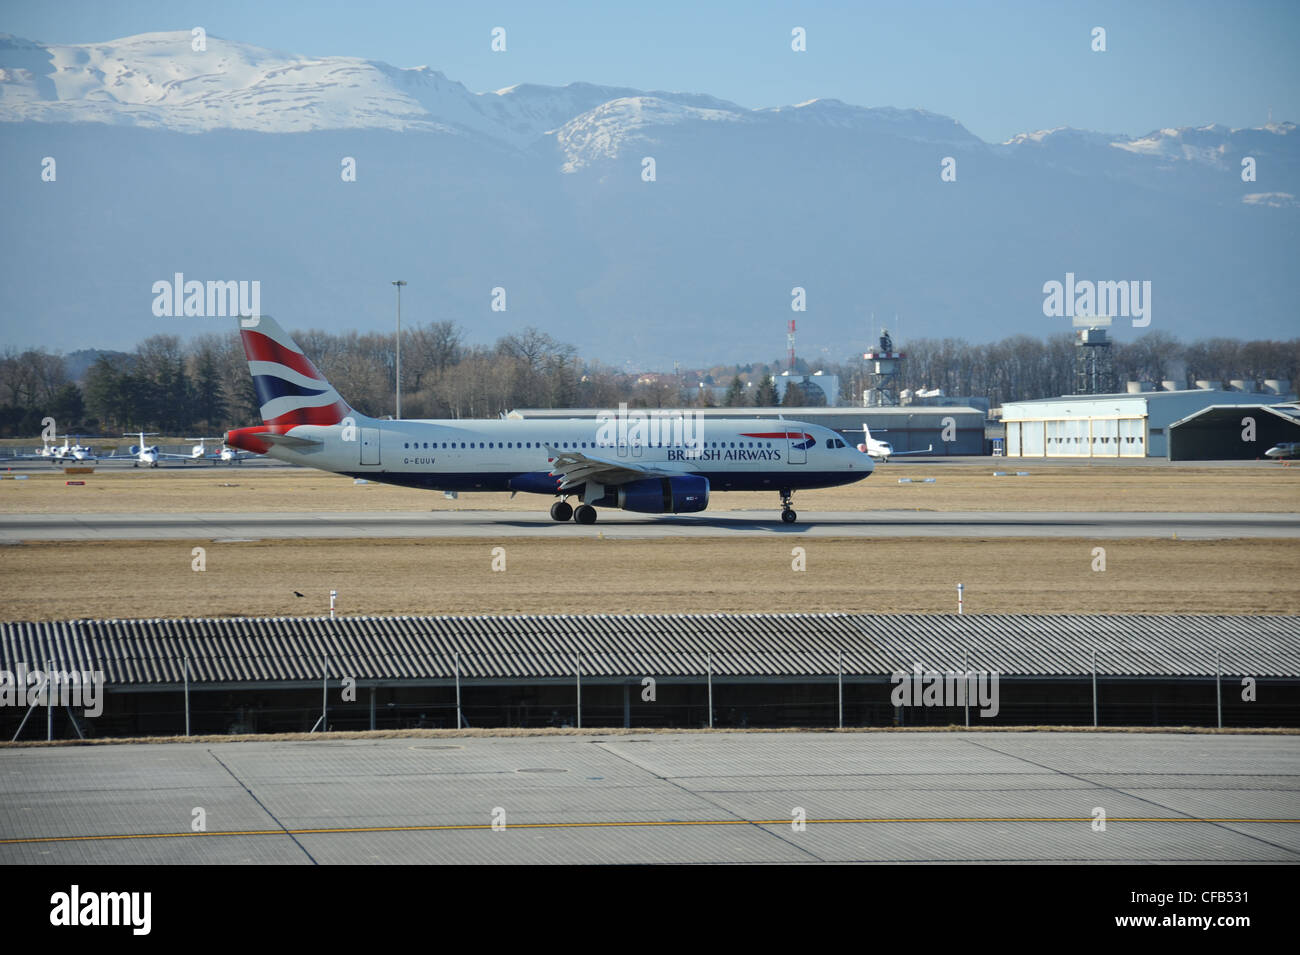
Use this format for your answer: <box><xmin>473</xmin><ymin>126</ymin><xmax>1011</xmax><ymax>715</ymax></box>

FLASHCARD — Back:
<box><xmin>2</xmin><ymin>510</ymin><xmax>1297</xmax><ymax>541</ymax></box>
<box><xmin>1</xmin><ymin>731</ymin><xmax>1296</xmax><ymax>864</ymax></box>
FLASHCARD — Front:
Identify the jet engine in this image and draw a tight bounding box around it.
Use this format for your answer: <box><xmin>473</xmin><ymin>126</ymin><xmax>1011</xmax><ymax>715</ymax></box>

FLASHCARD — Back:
<box><xmin>606</xmin><ymin>475</ymin><xmax>710</xmax><ymax>513</ymax></box>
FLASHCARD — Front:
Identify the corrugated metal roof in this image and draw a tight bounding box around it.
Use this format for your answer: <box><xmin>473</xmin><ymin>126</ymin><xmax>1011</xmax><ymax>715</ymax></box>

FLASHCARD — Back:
<box><xmin>3</xmin><ymin>615</ymin><xmax>1297</xmax><ymax>686</ymax></box>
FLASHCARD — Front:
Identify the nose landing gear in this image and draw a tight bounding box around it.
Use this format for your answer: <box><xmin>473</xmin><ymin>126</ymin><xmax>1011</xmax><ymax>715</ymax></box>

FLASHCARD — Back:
<box><xmin>779</xmin><ymin>489</ymin><xmax>797</xmax><ymax>524</ymax></box>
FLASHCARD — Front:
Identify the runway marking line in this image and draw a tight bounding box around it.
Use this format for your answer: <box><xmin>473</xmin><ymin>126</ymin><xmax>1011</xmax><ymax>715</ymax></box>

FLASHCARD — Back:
<box><xmin>4</xmin><ymin>816</ymin><xmax>1298</xmax><ymax>845</ymax></box>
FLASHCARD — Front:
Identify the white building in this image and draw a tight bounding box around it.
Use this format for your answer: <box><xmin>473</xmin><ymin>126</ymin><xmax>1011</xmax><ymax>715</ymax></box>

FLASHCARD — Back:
<box><xmin>1001</xmin><ymin>384</ymin><xmax>1294</xmax><ymax>458</ymax></box>
<box><xmin>776</xmin><ymin>371</ymin><xmax>840</xmax><ymax>406</ymax></box>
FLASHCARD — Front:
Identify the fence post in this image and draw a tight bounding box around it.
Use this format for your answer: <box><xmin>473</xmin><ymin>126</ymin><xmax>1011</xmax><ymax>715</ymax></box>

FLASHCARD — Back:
<box><xmin>455</xmin><ymin>651</ymin><xmax>462</xmax><ymax>729</ymax></box>
<box><xmin>837</xmin><ymin>650</ymin><xmax>843</xmax><ymax>729</ymax></box>
<box><xmin>1216</xmin><ymin>651</ymin><xmax>1222</xmax><ymax>729</ymax></box>
<box><xmin>964</xmin><ymin>651</ymin><xmax>970</xmax><ymax>728</ymax></box>
<box><xmin>46</xmin><ymin>657</ymin><xmax>53</xmax><ymax>741</ymax></box>
<box><xmin>184</xmin><ymin>655</ymin><xmax>190</xmax><ymax>737</ymax></box>
<box><xmin>1091</xmin><ymin>649</ymin><xmax>1098</xmax><ymax>728</ymax></box>
<box><xmin>707</xmin><ymin>652</ymin><xmax>713</xmax><ymax>729</ymax></box>
<box><xmin>575</xmin><ymin>654</ymin><xmax>582</xmax><ymax>729</ymax></box>
<box><xmin>321</xmin><ymin>656</ymin><xmax>328</xmax><ymax>733</ymax></box>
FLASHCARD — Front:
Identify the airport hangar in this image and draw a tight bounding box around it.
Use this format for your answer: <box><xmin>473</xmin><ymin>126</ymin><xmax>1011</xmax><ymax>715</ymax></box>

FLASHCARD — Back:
<box><xmin>4</xmin><ymin>613</ymin><xmax>1298</xmax><ymax>740</ymax></box>
<box><xmin>999</xmin><ymin>383</ymin><xmax>1296</xmax><ymax>459</ymax></box>
<box><xmin>514</xmin><ymin>407</ymin><xmax>987</xmax><ymax>455</ymax></box>
<box><xmin>1167</xmin><ymin>402</ymin><xmax>1300</xmax><ymax>461</ymax></box>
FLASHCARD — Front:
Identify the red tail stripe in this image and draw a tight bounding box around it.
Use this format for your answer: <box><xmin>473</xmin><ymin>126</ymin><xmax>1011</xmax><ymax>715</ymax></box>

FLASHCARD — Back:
<box><xmin>241</xmin><ymin>329</ymin><xmax>323</xmax><ymax>382</ymax></box>
<box><xmin>263</xmin><ymin>401</ymin><xmax>349</xmax><ymax>428</ymax></box>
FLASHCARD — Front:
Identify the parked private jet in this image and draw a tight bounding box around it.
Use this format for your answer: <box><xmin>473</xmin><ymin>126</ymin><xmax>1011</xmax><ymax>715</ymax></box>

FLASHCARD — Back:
<box><xmin>849</xmin><ymin>423</ymin><xmax>932</xmax><ymax>463</ymax></box>
<box><xmin>225</xmin><ymin>316</ymin><xmax>874</xmax><ymax>523</ymax></box>
<box><xmin>1265</xmin><ymin>442</ymin><xmax>1298</xmax><ymax>460</ymax></box>
<box><xmin>180</xmin><ymin>437</ymin><xmax>251</xmax><ymax>464</ymax></box>
<box><xmin>17</xmin><ymin>434</ymin><xmax>99</xmax><ymax>462</ymax></box>
<box><xmin>124</xmin><ymin>431</ymin><xmax>162</xmax><ymax>467</ymax></box>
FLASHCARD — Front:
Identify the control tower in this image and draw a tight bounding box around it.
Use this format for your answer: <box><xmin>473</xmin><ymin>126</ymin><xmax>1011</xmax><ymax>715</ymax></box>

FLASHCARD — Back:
<box><xmin>863</xmin><ymin>328</ymin><xmax>904</xmax><ymax>407</ymax></box>
<box><xmin>1073</xmin><ymin>316</ymin><xmax>1115</xmax><ymax>395</ymax></box>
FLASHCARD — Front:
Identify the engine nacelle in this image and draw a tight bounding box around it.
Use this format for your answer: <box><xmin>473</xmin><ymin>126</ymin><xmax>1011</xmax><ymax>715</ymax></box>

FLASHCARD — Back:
<box><xmin>613</xmin><ymin>475</ymin><xmax>710</xmax><ymax>514</ymax></box>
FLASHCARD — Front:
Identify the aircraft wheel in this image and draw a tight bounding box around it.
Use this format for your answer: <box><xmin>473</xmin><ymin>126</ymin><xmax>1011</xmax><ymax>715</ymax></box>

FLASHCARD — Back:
<box><xmin>574</xmin><ymin>504</ymin><xmax>597</xmax><ymax>524</ymax></box>
<box><xmin>550</xmin><ymin>500</ymin><xmax>573</xmax><ymax>522</ymax></box>
<box><xmin>781</xmin><ymin>509</ymin><xmax>797</xmax><ymax>524</ymax></box>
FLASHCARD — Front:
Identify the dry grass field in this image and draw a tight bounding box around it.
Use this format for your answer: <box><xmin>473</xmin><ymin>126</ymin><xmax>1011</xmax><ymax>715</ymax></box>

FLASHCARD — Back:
<box><xmin>0</xmin><ymin>462</ymin><xmax>1295</xmax><ymax>620</ymax></box>
<box><xmin>1</xmin><ymin>536</ymin><xmax>1296</xmax><ymax>619</ymax></box>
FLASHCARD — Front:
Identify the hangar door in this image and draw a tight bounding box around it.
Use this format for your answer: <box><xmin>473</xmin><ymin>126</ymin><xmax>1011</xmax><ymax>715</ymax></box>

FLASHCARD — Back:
<box><xmin>1119</xmin><ymin>418</ymin><xmax>1144</xmax><ymax>457</ymax></box>
<box><xmin>1020</xmin><ymin>421</ymin><xmax>1045</xmax><ymax>457</ymax></box>
<box><xmin>1090</xmin><ymin>418</ymin><xmax>1119</xmax><ymax>457</ymax></box>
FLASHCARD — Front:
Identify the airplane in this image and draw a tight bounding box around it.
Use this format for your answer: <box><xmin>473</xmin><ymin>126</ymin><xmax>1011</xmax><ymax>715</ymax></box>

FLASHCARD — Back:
<box><xmin>124</xmin><ymin>432</ymin><xmax>162</xmax><ymax>467</ymax></box>
<box><xmin>848</xmin><ymin>423</ymin><xmax>932</xmax><ymax>463</ymax></box>
<box><xmin>211</xmin><ymin>444</ymin><xmax>253</xmax><ymax>465</ymax></box>
<box><xmin>225</xmin><ymin>316</ymin><xmax>874</xmax><ymax>523</ymax></box>
<box><xmin>183</xmin><ymin>437</ymin><xmax>218</xmax><ymax>461</ymax></box>
<box><xmin>1265</xmin><ymin>442</ymin><xmax>1298</xmax><ymax>460</ymax></box>
<box><xmin>24</xmin><ymin>437</ymin><xmax>67</xmax><ymax>461</ymax></box>
<box><xmin>15</xmin><ymin>434</ymin><xmax>99</xmax><ymax>462</ymax></box>
<box><xmin>174</xmin><ymin>437</ymin><xmax>251</xmax><ymax>464</ymax></box>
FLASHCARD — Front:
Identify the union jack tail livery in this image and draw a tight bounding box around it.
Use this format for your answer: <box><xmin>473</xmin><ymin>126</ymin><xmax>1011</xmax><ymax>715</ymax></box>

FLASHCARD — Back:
<box><xmin>239</xmin><ymin>316</ymin><xmax>352</xmax><ymax>429</ymax></box>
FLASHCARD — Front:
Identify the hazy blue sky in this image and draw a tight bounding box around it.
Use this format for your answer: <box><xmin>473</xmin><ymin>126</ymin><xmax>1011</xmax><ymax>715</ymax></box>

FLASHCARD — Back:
<box><xmin>5</xmin><ymin>0</ymin><xmax>1297</xmax><ymax>142</ymax></box>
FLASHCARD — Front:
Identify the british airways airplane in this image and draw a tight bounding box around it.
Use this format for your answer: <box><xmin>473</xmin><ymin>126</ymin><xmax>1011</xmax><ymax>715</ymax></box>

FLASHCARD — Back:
<box><xmin>225</xmin><ymin>317</ymin><xmax>873</xmax><ymax>523</ymax></box>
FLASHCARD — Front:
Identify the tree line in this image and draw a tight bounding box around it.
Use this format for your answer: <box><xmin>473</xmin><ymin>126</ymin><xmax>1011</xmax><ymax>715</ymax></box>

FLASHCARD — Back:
<box><xmin>1</xmin><ymin>323</ymin><xmax>1296</xmax><ymax>438</ymax></box>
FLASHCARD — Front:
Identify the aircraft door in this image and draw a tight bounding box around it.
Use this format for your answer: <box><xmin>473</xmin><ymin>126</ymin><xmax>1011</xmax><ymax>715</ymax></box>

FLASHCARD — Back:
<box><xmin>360</xmin><ymin>428</ymin><xmax>381</xmax><ymax>466</ymax></box>
<box><xmin>787</xmin><ymin>431</ymin><xmax>807</xmax><ymax>465</ymax></box>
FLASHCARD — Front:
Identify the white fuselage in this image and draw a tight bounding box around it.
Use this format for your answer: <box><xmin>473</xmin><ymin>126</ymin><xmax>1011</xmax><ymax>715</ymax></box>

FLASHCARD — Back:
<box><xmin>244</xmin><ymin>415</ymin><xmax>872</xmax><ymax>496</ymax></box>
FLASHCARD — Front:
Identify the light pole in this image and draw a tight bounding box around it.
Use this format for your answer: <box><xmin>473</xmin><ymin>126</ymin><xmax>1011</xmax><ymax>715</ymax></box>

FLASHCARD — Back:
<box><xmin>391</xmin><ymin>280</ymin><xmax>407</xmax><ymax>418</ymax></box>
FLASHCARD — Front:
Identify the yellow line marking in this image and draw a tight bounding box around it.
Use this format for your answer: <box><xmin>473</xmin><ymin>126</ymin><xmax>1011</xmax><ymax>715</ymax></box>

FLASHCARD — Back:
<box><xmin>3</xmin><ymin>817</ymin><xmax>1298</xmax><ymax>845</ymax></box>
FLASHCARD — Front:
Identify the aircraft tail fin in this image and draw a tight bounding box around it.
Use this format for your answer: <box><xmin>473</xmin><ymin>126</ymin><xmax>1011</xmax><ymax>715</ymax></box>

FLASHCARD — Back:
<box><xmin>238</xmin><ymin>316</ymin><xmax>353</xmax><ymax>428</ymax></box>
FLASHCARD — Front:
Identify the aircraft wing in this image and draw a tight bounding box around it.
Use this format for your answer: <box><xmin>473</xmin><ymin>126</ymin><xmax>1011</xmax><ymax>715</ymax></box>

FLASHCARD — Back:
<box><xmin>889</xmin><ymin>445</ymin><xmax>934</xmax><ymax>456</ymax></box>
<box><xmin>8</xmin><ymin>451</ymin><xmax>56</xmax><ymax>460</ymax></box>
<box><xmin>546</xmin><ymin>446</ymin><xmax>687</xmax><ymax>491</ymax></box>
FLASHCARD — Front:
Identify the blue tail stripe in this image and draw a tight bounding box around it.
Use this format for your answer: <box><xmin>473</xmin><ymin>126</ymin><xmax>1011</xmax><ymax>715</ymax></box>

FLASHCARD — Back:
<box><xmin>252</xmin><ymin>374</ymin><xmax>328</xmax><ymax>406</ymax></box>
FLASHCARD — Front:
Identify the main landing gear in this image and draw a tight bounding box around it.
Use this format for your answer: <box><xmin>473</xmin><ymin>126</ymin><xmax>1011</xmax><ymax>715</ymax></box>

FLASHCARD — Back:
<box><xmin>550</xmin><ymin>499</ymin><xmax>599</xmax><ymax>524</ymax></box>
<box><xmin>779</xmin><ymin>489</ymin><xmax>797</xmax><ymax>524</ymax></box>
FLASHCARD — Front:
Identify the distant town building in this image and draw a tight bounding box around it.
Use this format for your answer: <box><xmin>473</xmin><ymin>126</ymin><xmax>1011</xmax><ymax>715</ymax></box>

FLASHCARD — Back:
<box><xmin>776</xmin><ymin>371</ymin><xmax>840</xmax><ymax>406</ymax></box>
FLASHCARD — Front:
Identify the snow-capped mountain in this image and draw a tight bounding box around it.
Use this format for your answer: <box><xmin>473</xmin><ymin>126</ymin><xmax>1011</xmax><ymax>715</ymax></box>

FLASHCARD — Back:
<box><xmin>1</xmin><ymin>31</ymin><xmax>1296</xmax><ymax>362</ymax></box>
